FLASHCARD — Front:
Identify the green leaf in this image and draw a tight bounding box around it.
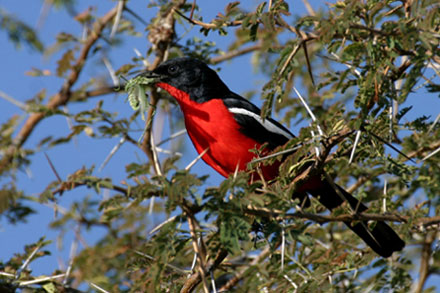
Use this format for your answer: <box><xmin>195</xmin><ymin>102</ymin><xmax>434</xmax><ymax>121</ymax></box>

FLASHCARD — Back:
<box><xmin>56</xmin><ymin>49</ymin><xmax>75</xmax><ymax>77</ymax></box>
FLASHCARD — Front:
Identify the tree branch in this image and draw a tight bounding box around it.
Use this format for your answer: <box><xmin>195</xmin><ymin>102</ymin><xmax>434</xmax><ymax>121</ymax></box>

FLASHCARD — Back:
<box><xmin>181</xmin><ymin>199</ymin><xmax>209</xmax><ymax>293</ymax></box>
<box><xmin>415</xmin><ymin>231</ymin><xmax>437</xmax><ymax>293</ymax></box>
<box><xmin>210</xmin><ymin>43</ymin><xmax>264</xmax><ymax>65</ymax></box>
<box><xmin>242</xmin><ymin>205</ymin><xmax>440</xmax><ymax>229</ymax></box>
<box><xmin>140</xmin><ymin>0</ymin><xmax>187</xmax><ymax>174</ymax></box>
<box><xmin>180</xmin><ymin>249</ymin><xmax>228</xmax><ymax>293</ymax></box>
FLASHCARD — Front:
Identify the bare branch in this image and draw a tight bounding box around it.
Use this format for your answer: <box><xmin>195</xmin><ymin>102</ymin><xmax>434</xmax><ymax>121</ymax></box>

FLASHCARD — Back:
<box><xmin>181</xmin><ymin>249</ymin><xmax>228</xmax><ymax>293</ymax></box>
<box><xmin>210</xmin><ymin>43</ymin><xmax>264</xmax><ymax>65</ymax></box>
<box><xmin>242</xmin><ymin>205</ymin><xmax>440</xmax><ymax>229</ymax></box>
<box><xmin>182</xmin><ymin>199</ymin><xmax>209</xmax><ymax>293</ymax></box>
<box><xmin>414</xmin><ymin>232</ymin><xmax>437</xmax><ymax>293</ymax></box>
<box><xmin>174</xmin><ymin>9</ymin><xmax>242</xmax><ymax>30</ymax></box>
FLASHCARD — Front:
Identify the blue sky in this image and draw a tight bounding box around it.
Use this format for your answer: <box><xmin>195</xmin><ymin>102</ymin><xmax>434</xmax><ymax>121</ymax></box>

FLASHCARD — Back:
<box><xmin>1</xmin><ymin>0</ymin><xmax>439</xmax><ymax>290</ymax></box>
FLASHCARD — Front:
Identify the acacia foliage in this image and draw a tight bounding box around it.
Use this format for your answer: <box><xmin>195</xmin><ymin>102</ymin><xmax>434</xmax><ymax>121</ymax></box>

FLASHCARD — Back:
<box><xmin>0</xmin><ymin>0</ymin><xmax>440</xmax><ymax>292</ymax></box>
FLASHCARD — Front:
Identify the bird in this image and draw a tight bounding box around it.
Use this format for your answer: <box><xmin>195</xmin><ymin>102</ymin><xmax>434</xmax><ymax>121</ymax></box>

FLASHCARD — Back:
<box><xmin>140</xmin><ymin>57</ymin><xmax>405</xmax><ymax>258</ymax></box>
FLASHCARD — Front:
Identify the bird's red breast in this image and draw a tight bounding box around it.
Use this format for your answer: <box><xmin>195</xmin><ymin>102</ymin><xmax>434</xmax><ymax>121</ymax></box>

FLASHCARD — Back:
<box><xmin>157</xmin><ymin>82</ymin><xmax>280</xmax><ymax>180</ymax></box>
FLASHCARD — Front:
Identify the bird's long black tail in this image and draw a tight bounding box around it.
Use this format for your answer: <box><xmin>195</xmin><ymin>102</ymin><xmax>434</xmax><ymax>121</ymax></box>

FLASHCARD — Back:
<box><xmin>307</xmin><ymin>177</ymin><xmax>405</xmax><ymax>258</ymax></box>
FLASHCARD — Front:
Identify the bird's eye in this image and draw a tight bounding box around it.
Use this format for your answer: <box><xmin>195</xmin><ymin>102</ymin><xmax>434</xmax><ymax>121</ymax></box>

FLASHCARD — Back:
<box><xmin>168</xmin><ymin>65</ymin><xmax>178</xmax><ymax>74</ymax></box>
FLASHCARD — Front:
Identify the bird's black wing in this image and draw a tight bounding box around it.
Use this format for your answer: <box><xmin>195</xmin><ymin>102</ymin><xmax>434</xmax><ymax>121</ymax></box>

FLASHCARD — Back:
<box><xmin>222</xmin><ymin>93</ymin><xmax>294</xmax><ymax>150</ymax></box>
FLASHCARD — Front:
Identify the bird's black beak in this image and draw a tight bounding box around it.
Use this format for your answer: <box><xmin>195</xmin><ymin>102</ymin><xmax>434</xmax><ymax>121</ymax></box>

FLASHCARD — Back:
<box><xmin>136</xmin><ymin>70</ymin><xmax>163</xmax><ymax>82</ymax></box>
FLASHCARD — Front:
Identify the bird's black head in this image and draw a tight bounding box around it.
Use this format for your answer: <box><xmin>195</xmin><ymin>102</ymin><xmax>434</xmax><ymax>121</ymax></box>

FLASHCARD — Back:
<box><xmin>142</xmin><ymin>57</ymin><xmax>231</xmax><ymax>103</ymax></box>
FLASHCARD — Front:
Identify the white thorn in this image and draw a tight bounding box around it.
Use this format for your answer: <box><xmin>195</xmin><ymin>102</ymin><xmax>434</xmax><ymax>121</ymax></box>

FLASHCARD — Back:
<box><xmin>0</xmin><ymin>90</ymin><xmax>28</xmax><ymax>111</ymax></box>
<box><xmin>293</xmin><ymin>87</ymin><xmax>324</xmax><ymax>155</ymax></box>
<box><xmin>428</xmin><ymin>113</ymin><xmax>440</xmax><ymax>133</ymax></box>
<box><xmin>149</xmin><ymin>215</ymin><xmax>178</xmax><ymax>234</ymax></box>
<box><xmin>110</xmin><ymin>0</ymin><xmax>124</xmax><ymax>39</ymax></box>
<box><xmin>281</xmin><ymin>221</ymin><xmax>286</xmax><ymax>271</ymax></box>
<box><xmin>210</xmin><ymin>270</ymin><xmax>217</xmax><ymax>293</ymax></box>
<box><xmin>19</xmin><ymin>274</ymin><xmax>66</xmax><ymax>286</ymax></box>
<box><xmin>311</xmin><ymin>130</ymin><xmax>320</xmax><ymax>157</ymax></box>
<box><xmin>155</xmin><ymin>146</ymin><xmax>182</xmax><ymax>157</ymax></box>
<box><xmin>16</xmin><ymin>244</ymin><xmax>41</xmax><ymax>279</ymax></box>
<box><xmin>134</xmin><ymin>48</ymin><xmax>149</xmax><ymax>67</ymax></box>
<box><xmin>0</xmin><ymin>272</ymin><xmax>15</xmax><ymax>278</ymax></box>
<box><xmin>331</xmin><ymin>52</ymin><xmax>361</xmax><ymax>76</ymax></box>
<box><xmin>284</xmin><ymin>274</ymin><xmax>298</xmax><ymax>290</ymax></box>
<box><xmin>349</xmin><ymin>130</ymin><xmax>361</xmax><ymax>164</ymax></box>
<box><xmin>148</xmin><ymin>196</ymin><xmax>155</xmax><ymax>215</ymax></box>
<box><xmin>102</xmin><ymin>56</ymin><xmax>119</xmax><ymax>87</ymax></box>
<box><xmin>63</xmin><ymin>225</ymin><xmax>79</xmax><ymax>285</ymax></box>
<box><xmin>99</xmin><ymin>136</ymin><xmax>126</xmax><ymax>172</ymax></box>
<box><xmin>89</xmin><ymin>282</ymin><xmax>110</xmax><ymax>293</ymax></box>
<box><xmin>383</xmin><ymin>179</ymin><xmax>387</xmax><ymax>213</ymax></box>
<box><xmin>422</xmin><ymin>146</ymin><xmax>440</xmax><ymax>161</ymax></box>
<box><xmin>157</xmin><ymin>129</ymin><xmax>187</xmax><ymax>146</ymax></box>
<box><xmin>185</xmin><ymin>147</ymin><xmax>209</xmax><ymax>171</ymax></box>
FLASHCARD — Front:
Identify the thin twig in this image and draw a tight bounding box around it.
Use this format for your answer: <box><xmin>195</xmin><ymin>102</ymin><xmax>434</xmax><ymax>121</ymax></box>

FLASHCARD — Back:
<box><xmin>279</xmin><ymin>42</ymin><xmax>303</xmax><ymax>76</ymax></box>
<box><xmin>174</xmin><ymin>9</ymin><xmax>242</xmax><ymax>30</ymax></box>
<box><xmin>189</xmin><ymin>0</ymin><xmax>196</xmax><ymax>19</ymax></box>
<box><xmin>181</xmin><ymin>249</ymin><xmax>228</xmax><ymax>293</ymax></box>
<box><xmin>185</xmin><ymin>205</ymin><xmax>209</xmax><ymax>293</ymax></box>
<box><xmin>367</xmin><ymin>130</ymin><xmax>415</xmax><ymax>163</ymax></box>
<box><xmin>134</xmin><ymin>250</ymin><xmax>189</xmax><ymax>274</ymax></box>
<box><xmin>251</xmin><ymin>144</ymin><xmax>303</xmax><ymax>163</ymax></box>
<box><xmin>414</xmin><ymin>232</ymin><xmax>437</xmax><ymax>293</ymax></box>
<box><xmin>302</xmin><ymin>40</ymin><xmax>315</xmax><ymax>86</ymax></box>
<box><xmin>125</xmin><ymin>6</ymin><xmax>149</xmax><ymax>26</ymax></box>
<box><xmin>242</xmin><ymin>205</ymin><xmax>440</xmax><ymax>228</ymax></box>
<box><xmin>210</xmin><ymin>43</ymin><xmax>264</xmax><ymax>65</ymax></box>
<box><xmin>44</xmin><ymin>152</ymin><xmax>62</xmax><ymax>182</ymax></box>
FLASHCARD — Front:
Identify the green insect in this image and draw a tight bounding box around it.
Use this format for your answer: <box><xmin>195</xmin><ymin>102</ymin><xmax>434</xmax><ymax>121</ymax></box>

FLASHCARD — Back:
<box><xmin>124</xmin><ymin>76</ymin><xmax>156</xmax><ymax>121</ymax></box>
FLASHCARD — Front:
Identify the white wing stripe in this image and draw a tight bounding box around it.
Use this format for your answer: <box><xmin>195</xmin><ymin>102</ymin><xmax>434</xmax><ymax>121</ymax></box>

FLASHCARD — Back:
<box><xmin>228</xmin><ymin>107</ymin><xmax>294</xmax><ymax>140</ymax></box>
